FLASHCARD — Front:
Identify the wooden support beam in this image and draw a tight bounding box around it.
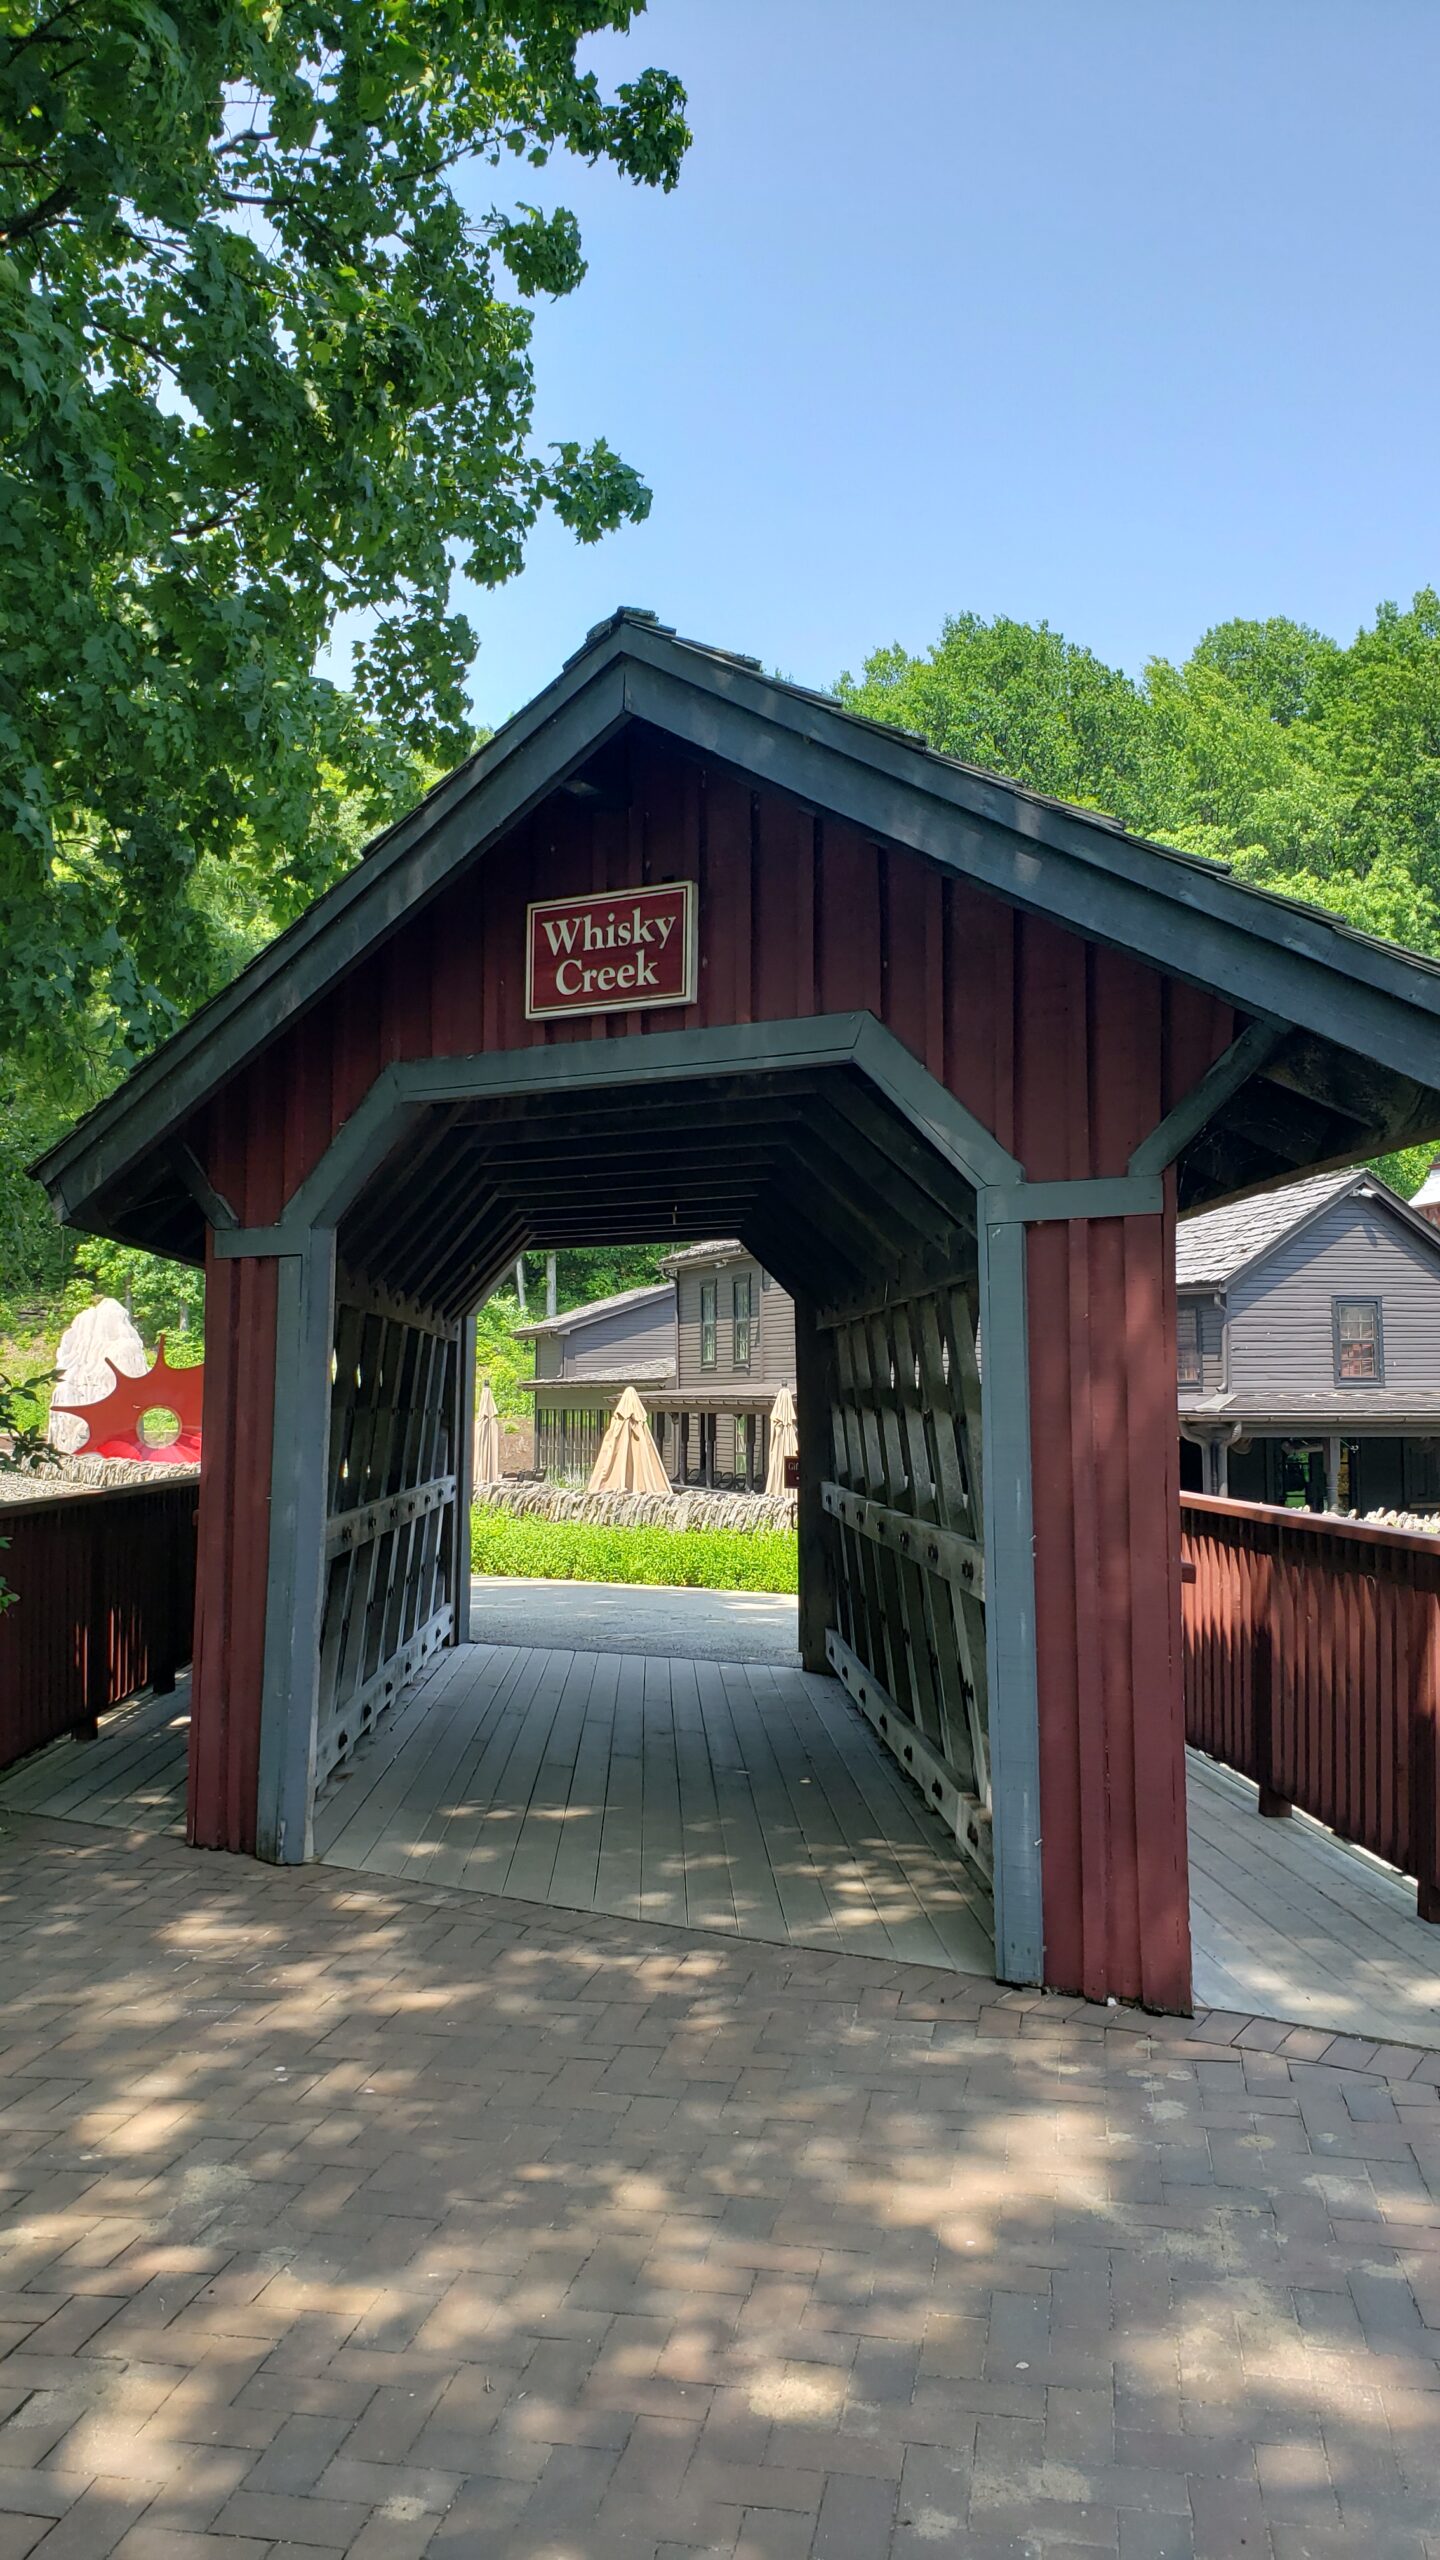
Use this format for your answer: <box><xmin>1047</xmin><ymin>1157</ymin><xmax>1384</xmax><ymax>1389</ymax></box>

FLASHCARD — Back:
<box><xmin>1128</xmin><ymin>1018</ymin><xmax>1287</xmax><ymax>1177</ymax></box>
<box><xmin>314</xmin><ymin>1603</ymin><xmax>453</xmax><ymax>1786</ymax></box>
<box><xmin>323</xmin><ymin>1472</ymin><xmax>457</xmax><ymax>1561</ymax></box>
<box><xmin>826</xmin><ymin>1629</ymin><xmax>993</xmax><ymax>1886</ymax></box>
<box><xmin>822</xmin><ymin>1481</ymin><xmax>985</xmax><ymax>1601</ymax></box>
<box><xmin>795</xmin><ymin>1304</ymin><xmax>838</xmax><ymax>1675</ymax></box>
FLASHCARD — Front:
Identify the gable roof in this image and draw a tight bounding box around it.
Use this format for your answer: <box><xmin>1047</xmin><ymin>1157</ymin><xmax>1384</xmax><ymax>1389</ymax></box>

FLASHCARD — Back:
<box><xmin>33</xmin><ymin>607</ymin><xmax>1440</xmax><ymax>1248</ymax></box>
<box><xmin>1176</xmin><ymin>1165</ymin><xmax>1440</xmax><ymax>1288</ymax></box>
<box><xmin>512</xmin><ymin>1280</ymin><xmax>672</xmax><ymax>1340</ymax></box>
<box><xmin>659</xmin><ymin>1239</ymin><xmax>747</xmax><ymax>1272</ymax></box>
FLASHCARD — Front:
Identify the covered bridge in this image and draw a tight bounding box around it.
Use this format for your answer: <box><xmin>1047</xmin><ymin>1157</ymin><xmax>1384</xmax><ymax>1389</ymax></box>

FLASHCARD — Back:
<box><xmin>34</xmin><ymin>611</ymin><xmax>1440</xmax><ymax>2011</ymax></box>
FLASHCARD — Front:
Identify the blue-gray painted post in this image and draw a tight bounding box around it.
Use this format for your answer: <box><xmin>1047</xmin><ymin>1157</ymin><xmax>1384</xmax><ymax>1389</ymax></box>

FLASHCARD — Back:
<box><xmin>793</xmin><ymin>1299</ymin><xmax>837</xmax><ymax>1675</ymax></box>
<box><xmin>453</xmin><ymin>1313</ymin><xmax>476</xmax><ymax>1646</ymax></box>
<box><xmin>255</xmin><ymin>1230</ymin><xmax>336</xmax><ymax>1864</ymax></box>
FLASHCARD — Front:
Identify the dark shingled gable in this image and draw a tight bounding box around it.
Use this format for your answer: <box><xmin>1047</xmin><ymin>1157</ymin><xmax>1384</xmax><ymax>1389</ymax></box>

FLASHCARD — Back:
<box><xmin>1177</xmin><ymin>1164</ymin><xmax>1440</xmax><ymax>1288</ymax></box>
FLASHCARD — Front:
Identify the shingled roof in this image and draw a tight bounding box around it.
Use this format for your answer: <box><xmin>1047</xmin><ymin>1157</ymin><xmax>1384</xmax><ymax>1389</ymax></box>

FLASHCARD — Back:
<box><xmin>659</xmin><ymin>1240</ymin><xmax>746</xmax><ymax>1272</ymax></box>
<box><xmin>1175</xmin><ymin>1166</ymin><xmax>1436</xmax><ymax>1288</ymax></box>
<box><xmin>512</xmin><ymin>1281</ymin><xmax>672</xmax><ymax>1340</ymax></box>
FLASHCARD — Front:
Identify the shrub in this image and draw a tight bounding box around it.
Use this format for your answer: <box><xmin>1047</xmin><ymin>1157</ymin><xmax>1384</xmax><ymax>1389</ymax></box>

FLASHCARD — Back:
<box><xmin>470</xmin><ymin>1504</ymin><xmax>797</xmax><ymax>1594</ymax></box>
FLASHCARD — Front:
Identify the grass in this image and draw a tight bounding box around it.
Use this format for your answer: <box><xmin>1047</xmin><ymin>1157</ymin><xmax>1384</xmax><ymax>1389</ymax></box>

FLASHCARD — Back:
<box><xmin>470</xmin><ymin>1503</ymin><xmax>798</xmax><ymax>1594</ymax></box>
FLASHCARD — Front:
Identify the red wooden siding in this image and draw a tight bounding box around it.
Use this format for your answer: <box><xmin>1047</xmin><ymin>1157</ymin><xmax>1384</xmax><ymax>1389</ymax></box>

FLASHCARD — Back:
<box><xmin>188</xmin><ymin>730</ymin><xmax>1234</xmax><ymax>2004</ymax></box>
<box><xmin>0</xmin><ymin>1479</ymin><xmax>197</xmax><ymax>1768</ymax></box>
<box><xmin>1182</xmin><ymin>1494</ymin><xmax>1440</xmax><ymax>1922</ymax></box>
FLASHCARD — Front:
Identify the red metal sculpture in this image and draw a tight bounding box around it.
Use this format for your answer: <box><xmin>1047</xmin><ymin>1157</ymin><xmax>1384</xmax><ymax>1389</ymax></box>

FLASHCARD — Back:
<box><xmin>51</xmin><ymin>1339</ymin><xmax>203</xmax><ymax>1463</ymax></box>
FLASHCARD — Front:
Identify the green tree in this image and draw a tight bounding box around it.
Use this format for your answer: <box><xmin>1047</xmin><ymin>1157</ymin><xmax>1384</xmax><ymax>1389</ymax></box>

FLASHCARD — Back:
<box><xmin>1183</xmin><ymin>615</ymin><xmax>1341</xmax><ymax>725</ymax></box>
<box><xmin>0</xmin><ymin>0</ymin><xmax>688</xmax><ymax>1091</ymax></box>
<box><xmin>839</xmin><ymin>599</ymin><xmax>1440</xmax><ymax>968</ymax></box>
<box><xmin>837</xmin><ymin>613</ymin><xmax>1165</xmax><ymax>829</ymax></box>
<box><xmin>474</xmin><ymin>1286</ymin><xmax>533</xmax><ymax>1418</ymax></box>
<box><xmin>1318</xmin><ymin>591</ymin><xmax>1440</xmax><ymax>884</ymax></box>
<box><xmin>519</xmin><ymin>1244</ymin><xmax>672</xmax><ymax>1313</ymax></box>
<box><xmin>0</xmin><ymin>1071</ymin><xmax>72</xmax><ymax>1303</ymax></box>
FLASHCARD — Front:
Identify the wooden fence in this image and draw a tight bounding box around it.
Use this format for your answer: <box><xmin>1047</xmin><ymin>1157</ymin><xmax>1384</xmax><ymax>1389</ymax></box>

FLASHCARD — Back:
<box><xmin>0</xmin><ymin>1477</ymin><xmax>198</xmax><ymax>1772</ymax></box>
<box><xmin>1180</xmin><ymin>1493</ymin><xmax>1439</xmax><ymax>1922</ymax></box>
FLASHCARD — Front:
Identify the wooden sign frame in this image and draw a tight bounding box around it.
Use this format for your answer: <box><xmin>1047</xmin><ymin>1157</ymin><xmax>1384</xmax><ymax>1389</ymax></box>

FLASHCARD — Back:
<box><xmin>524</xmin><ymin>881</ymin><xmax>698</xmax><ymax>1021</ymax></box>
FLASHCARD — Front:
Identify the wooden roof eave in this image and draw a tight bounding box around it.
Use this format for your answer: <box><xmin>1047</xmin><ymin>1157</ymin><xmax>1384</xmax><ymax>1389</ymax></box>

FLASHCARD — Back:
<box><xmin>33</xmin><ymin>610</ymin><xmax>1440</xmax><ymax>1250</ymax></box>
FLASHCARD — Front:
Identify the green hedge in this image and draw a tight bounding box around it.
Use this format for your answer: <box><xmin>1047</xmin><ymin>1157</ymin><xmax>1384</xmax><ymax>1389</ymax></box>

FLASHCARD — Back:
<box><xmin>470</xmin><ymin>1504</ymin><xmax>798</xmax><ymax>1593</ymax></box>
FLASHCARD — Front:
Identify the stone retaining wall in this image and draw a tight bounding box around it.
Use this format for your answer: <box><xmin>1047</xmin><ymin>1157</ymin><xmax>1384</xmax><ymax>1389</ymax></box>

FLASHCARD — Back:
<box><xmin>0</xmin><ymin>1454</ymin><xmax>200</xmax><ymax>1503</ymax></box>
<box><xmin>473</xmin><ymin>1480</ymin><xmax>797</xmax><ymax>1532</ymax></box>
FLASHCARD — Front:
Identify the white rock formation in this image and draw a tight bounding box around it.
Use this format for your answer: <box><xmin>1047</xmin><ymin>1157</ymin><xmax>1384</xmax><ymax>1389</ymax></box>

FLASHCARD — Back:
<box><xmin>48</xmin><ymin>1298</ymin><xmax>149</xmax><ymax>1453</ymax></box>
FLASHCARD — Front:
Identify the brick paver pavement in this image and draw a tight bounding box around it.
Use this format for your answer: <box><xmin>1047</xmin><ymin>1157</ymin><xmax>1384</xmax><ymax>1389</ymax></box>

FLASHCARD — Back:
<box><xmin>1</xmin><ymin>1813</ymin><xmax>1438</xmax><ymax>2560</ymax></box>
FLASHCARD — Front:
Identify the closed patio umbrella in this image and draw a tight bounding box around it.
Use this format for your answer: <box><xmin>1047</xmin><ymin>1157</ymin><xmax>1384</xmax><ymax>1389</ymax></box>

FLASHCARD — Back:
<box><xmin>587</xmin><ymin>1385</ymin><xmax>671</xmax><ymax>1495</ymax></box>
<box><xmin>473</xmin><ymin>1378</ymin><xmax>502</xmax><ymax>1485</ymax></box>
<box><xmin>764</xmin><ymin>1384</ymin><xmax>798</xmax><ymax>1495</ymax></box>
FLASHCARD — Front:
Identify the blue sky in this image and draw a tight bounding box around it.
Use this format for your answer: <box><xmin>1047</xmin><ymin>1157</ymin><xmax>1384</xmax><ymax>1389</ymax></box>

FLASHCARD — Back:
<box><xmin>454</xmin><ymin>0</ymin><xmax>1440</xmax><ymax>730</ymax></box>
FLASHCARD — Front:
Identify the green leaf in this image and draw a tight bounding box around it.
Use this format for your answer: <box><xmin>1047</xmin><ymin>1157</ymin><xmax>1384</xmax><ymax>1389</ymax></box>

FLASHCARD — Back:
<box><xmin>0</xmin><ymin>0</ymin><xmax>690</xmax><ymax>1088</ymax></box>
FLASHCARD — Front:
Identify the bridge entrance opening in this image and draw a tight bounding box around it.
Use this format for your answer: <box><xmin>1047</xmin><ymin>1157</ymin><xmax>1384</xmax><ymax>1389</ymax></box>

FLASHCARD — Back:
<box><xmin>301</xmin><ymin>1049</ymin><xmax>1003</xmax><ymax>1969</ymax></box>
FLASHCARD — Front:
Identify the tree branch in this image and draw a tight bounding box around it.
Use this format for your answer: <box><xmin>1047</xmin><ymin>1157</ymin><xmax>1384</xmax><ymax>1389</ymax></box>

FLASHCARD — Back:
<box><xmin>2</xmin><ymin>0</ymin><xmax>87</xmax><ymax>70</ymax></box>
<box><xmin>173</xmin><ymin>508</ymin><xmax>236</xmax><ymax>541</ymax></box>
<box><xmin>0</xmin><ymin>181</ymin><xmax>76</xmax><ymax>245</ymax></box>
<box><xmin>92</xmin><ymin>318</ymin><xmax>167</xmax><ymax>363</ymax></box>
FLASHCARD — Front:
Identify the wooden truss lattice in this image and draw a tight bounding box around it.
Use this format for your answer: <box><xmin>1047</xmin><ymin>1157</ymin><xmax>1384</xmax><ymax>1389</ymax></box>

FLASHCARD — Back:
<box><xmin>316</xmin><ymin>1298</ymin><xmax>461</xmax><ymax>1784</ymax></box>
<box><xmin>820</xmin><ymin>1272</ymin><xmax>991</xmax><ymax>1883</ymax></box>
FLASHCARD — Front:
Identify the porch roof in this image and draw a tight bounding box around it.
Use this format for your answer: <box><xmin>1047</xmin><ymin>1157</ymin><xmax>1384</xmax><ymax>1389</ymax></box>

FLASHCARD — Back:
<box><xmin>1181</xmin><ymin>1392</ymin><xmax>1440</xmax><ymax>1435</ymax></box>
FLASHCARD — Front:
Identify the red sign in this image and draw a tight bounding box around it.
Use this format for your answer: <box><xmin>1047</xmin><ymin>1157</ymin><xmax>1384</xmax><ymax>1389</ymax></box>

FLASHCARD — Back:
<box><xmin>525</xmin><ymin>881</ymin><xmax>697</xmax><ymax>1020</ymax></box>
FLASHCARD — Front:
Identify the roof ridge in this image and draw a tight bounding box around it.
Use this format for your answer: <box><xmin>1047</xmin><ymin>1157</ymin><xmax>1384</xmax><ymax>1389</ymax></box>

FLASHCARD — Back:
<box><xmin>1175</xmin><ymin>1163</ymin><xmax>1429</xmax><ymax>1287</ymax></box>
<box><xmin>512</xmin><ymin>1277</ymin><xmax>674</xmax><ymax>1335</ymax></box>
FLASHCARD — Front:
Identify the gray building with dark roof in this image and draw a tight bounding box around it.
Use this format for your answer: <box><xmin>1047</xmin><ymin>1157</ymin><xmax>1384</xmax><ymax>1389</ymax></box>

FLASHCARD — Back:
<box><xmin>512</xmin><ymin>1245</ymin><xmax>796</xmax><ymax>1483</ymax></box>
<box><xmin>1177</xmin><ymin>1166</ymin><xmax>1440</xmax><ymax>1510</ymax></box>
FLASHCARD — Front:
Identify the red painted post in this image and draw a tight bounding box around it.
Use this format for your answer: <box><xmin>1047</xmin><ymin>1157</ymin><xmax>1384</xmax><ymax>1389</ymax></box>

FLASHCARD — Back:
<box><xmin>78</xmin><ymin>1523</ymin><xmax>107</xmax><ymax>1740</ymax></box>
<box><xmin>1416</xmin><ymin>1624</ymin><xmax>1439</xmax><ymax>1925</ymax></box>
<box><xmin>1254</xmin><ymin>1535</ymin><xmax>1291</xmax><ymax>1820</ymax></box>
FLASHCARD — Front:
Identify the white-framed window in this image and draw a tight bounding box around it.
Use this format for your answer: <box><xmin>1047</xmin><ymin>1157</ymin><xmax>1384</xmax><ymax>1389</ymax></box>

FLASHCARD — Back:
<box><xmin>1177</xmin><ymin>1302</ymin><xmax>1202</xmax><ymax>1388</ymax></box>
<box><xmin>1334</xmin><ymin>1297</ymin><xmax>1382</xmax><ymax>1384</ymax></box>
<box><xmin>733</xmin><ymin>1273</ymin><xmax>753</xmax><ymax>1368</ymax></box>
<box><xmin>700</xmin><ymin>1280</ymin><xmax>717</xmax><ymax>1370</ymax></box>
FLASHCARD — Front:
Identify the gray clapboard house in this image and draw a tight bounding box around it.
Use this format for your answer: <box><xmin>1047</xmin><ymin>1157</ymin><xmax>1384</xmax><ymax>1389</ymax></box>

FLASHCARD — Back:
<box><xmin>516</xmin><ymin>1173</ymin><xmax>1440</xmax><ymax>1512</ymax></box>
<box><xmin>514</xmin><ymin>1280</ymin><xmax>675</xmax><ymax>1478</ymax></box>
<box><xmin>514</xmin><ymin>1242</ymin><xmax>797</xmax><ymax>1484</ymax></box>
<box><xmin>1178</xmin><ymin>1165</ymin><xmax>1440</xmax><ymax>1511</ymax></box>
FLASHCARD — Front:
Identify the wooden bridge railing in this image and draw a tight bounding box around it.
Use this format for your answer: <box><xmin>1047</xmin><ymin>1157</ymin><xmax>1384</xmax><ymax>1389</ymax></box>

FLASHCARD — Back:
<box><xmin>0</xmin><ymin>1476</ymin><xmax>198</xmax><ymax>1772</ymax></box>
<box><xmin>1181</xmin><ymin>1493</ymin><xmax>1439</xmax><ymax>1923</ymax></box>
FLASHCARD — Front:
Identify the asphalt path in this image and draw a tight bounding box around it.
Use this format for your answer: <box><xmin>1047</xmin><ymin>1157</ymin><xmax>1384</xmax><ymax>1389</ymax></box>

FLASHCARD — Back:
<box><xmin>467</xmin><ymin>1574</ymin><xmax>799</xmax><ymax>1663</ymax></box>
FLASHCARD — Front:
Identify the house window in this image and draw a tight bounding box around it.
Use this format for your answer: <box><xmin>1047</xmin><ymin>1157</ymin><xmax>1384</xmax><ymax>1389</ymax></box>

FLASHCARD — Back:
<box><xmin>1334</xmin><ymin>1297</ymin><xmax>1382</xmax><ymax>1383</ymax></box>
<box><xmin>700</xmin><ymin>1280</ymin><xmax>717</xmax><ymax>1370</ymax></box>
<box><xmin>733</xmin><ymin>1273</ymin><xmax>753</xmax><ymax>1368</ymax></box>
<box><xmin>1176</xmin><ymin>1303</ymin><xmax>1201</xmax><ymax>1389</ymax></box>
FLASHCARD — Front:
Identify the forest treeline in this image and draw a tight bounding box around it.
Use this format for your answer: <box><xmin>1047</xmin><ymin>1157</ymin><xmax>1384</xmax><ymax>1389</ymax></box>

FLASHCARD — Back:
<box><xmin>838</xmin><ymin>596</ymin><xmax>1440</xmax><ymax>958</ymax></box>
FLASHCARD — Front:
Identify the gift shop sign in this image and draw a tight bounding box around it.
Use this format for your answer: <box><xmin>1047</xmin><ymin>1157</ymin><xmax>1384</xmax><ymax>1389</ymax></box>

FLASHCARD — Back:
<box><xmin>525</xmin><ymin>882</ymin><xmax>697</xmax><ymax>1020</ymax></box>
